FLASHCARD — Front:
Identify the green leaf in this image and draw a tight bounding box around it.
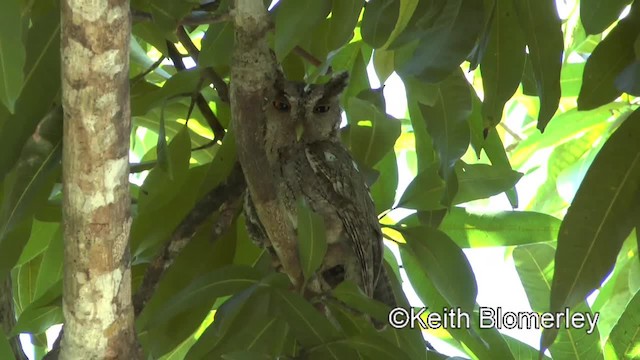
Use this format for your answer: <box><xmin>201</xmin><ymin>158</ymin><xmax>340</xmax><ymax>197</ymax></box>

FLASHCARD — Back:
<box><xmin>513</xmin><ymin>0</ymin><xmax>563</xmax><ymax>131</ymax></box>
<box><xmin>143</xmin><ymin>265</ymin><xmax>261</xmax><ymax>329</ymax></box>
<box><xmin>274</xmin><ymin>0</ymin><xmax>331</xmax><ymax>60</ymax></box>
<box><xmin>272</xmin><ymin>288</ymin><xmax>339</xmax><ymax>347</ymax></box>
<box><xmin>138</xmin><ymin>126</ymin><xmax>191</xmax><ymax>211</ymax></box>
<box><xmin>341</xmin><ymin>335</ymin><xmax>413</xmax><ymax>360</ymax></box>
<box><xmin>397</xmin><ymin>163</ymin><xmax>446</xmax><ymax>210</ymax></box>
<box><xmin>401</xmin><ymin>227</ymin><xmax>477</xmax><ymax>312</ymax></box>
<box><xmin>483</xmin><ymin>130</ymin><xmax>518</xmax><ymax>207</ymax></box>
<box><xmin>200</xmin><ymin>22</ymin><xmax>234</xmax><ymax>69</ymax></box>
<box><xmin>0</xmin><ymin>109</ymin><xmax>61</xmax><ymax>281</ymax></box>
<box><xmin>347</xmin><ymin>97</ymin><xmax>401</xmax><ymax>168</ymax></box>
<box><xmin>10</xmin><ymin>305</ymin><xmax>62</xmax><ymax>336</ymax></box>
<box><xmin>513</xmin><ymin>243</ymin><xmax>556</xmax><ymax>312</ymax></box>
<box><xmin>397</xmin><ymin>0</ymin><xmax>484</xmax><ymax>83</ymax></box>
<box><xmin>480</xmin><ymin>0</ymin><xmax>526</xmax><ymax>128</ymax></box>
<box><xmin>510</xmin><ymin>103</ymin><xmax>629</xmax><ymax>168</ymax></box>
<box><xmin>581</xmin><ymin>0</ymin><xmax>632</xmax><ymax>35</ymax></box>
<box><xmin>608</xmin><ymin>289</ymin><xmax>640</xmax><ymax>359</ymax></box>
<box><xmin>419</xmin><ymin>70</ymin><xmax>471</xmax><ymax>191</ymax></box>
<box><xmin>328</xmin><ymin>0</ymin><xmax>363</xmax><ymax>49</ymax></box>
<box><xmin>34</xmin><ymin>226</ymin><xmax>63</xmax><ymax>299</ymax></box>
<box><xmin>0</xmin><ymin>332</ymin><xmax>13</xmax><ymax>360</ymax></box>
<box><xmin>131</xmin><ymin>70</ymin><xmax>206</xmax><ymax>117</ymax></box>
<box><xmin>332</xmin><ymin>281</ymin><xmax>390</xmax><ymax>322</ymax></box>
<box><xmin>15</xmin><ymin>220</ymin><xmax>58</xmax><ymax>266</ymax></box>
<box><xmin>361</xmin><ymin>0</ymin><xmax>400</xmax><ymax>48</ymax></box>
<box><xmin>0</xmin><ymin>0</ymin><xmax>25</xmax><ymax>113</ymax></box>
<box><xmin>438</xmin><ymin>207</ymin><xmax>561</xmax><ymax>248</ymax></box>
<box><xmin>296</xmin><ymin>199</ymin><xmax>328</xmax><ymax>281</ymax></box>
<box><xmin>370</xmin><ymin>150</ymin><xmax>398</xmax><ymax>214</ymax></box>
<box><xmin>189</xmin><ymin>288</ymin><xmax>291</xmax><ymax>359</ymax></box>
<box><xmin>221</xmin><ymin>352</ymin><xmax>273</xmax><ymax>360</ymax></box>
<box><xmin>399</xmin><ymin>247</ymin><xmax>492</xmax><ymax>358</ymax></box>
<box><xmin>372</xmin><ymin>49</ymin><xmax>394</xmax><ymax>84</ymax></box>
<box><xmin>149</xmin><ymin>0</ymin><xmax>197</xmax><ymax>36</ymax></box>
<box><xmin>544</xmin><ymin>109</ymin><xmax>640</xmax><ymax>350</ymax></box>
<box><xmin>453</xmin><ymin>162</ymin><xmax>523</xmax><ymax>205</ymax></box>
<box><xmin>0</xmin><ymin>11</ymin><xmax>60</xmax><ymax>184</ymax></box>
<box><xmin>578</xmin><ymin>4</ymin><xmax>640</xmax><ymax>111</ymax></box>
<box><xmin>514</xmin><ymin>243</ymin><xmax>603</xmax><ymax>359</ymax></box>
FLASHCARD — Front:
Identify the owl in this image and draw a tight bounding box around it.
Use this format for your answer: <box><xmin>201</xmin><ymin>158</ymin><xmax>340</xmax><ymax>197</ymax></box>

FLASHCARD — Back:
<box><xmin>243</xmin><ymin>70</ymin><xmax>396</xmax><ymax>310</ymax></box>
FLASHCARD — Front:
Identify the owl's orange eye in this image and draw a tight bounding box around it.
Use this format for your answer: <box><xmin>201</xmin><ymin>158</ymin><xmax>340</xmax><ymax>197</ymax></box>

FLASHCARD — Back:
<box><xmin>313</xmin><ymin>104</ymin><xmax>330</xmax><ymax>113</ymax></box>
<box><xmin>273</xmin><ymin>99</ymin><xmax>290</xmax><ymax>111</ymax></box>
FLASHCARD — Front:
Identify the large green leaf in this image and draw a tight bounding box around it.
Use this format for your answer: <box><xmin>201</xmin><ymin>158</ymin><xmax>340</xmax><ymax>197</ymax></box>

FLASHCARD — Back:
<box><xmin>131</xmin><ymin>70</ymin><xmax>205</xmax><ymax>117</ymax></box>
<box><xmin>438</xmin><ymin>207</ymin><xmax>561</xmax><ymax>248</ymax></box>
<box><xmin>0</xmin><ymin>109</ymin><xmax>61</xmax><ymax>282</ymax></box>
<box><xmin>137</xmin><ymin>224</ymin><xmax>239</xmax><ymax>357</ymax></box>
<box><xmin>0</xmin><ymin>0</ymin><xmax>25</xmax><ymax>113</ymax></box>
<box><xmin>480</xmin><ymin>0</ymin><xmax>526</xmax><ymax>128</ymax></box>
<box><xmin>581</xmin><ymin>0</ymin><xmax>632</xmax><ymax>35</ymax></box>
<box><xmin>0</xmin><ymin>11</ymin><xmax>60</xmax><ymax>183</ymax></box>
<box><xmin>361</xmin><ymin>0</ymin><xmax>400</xmax><ymax>48</ymax></box>
<box><xmin>347</xmin><ymin>97</ymin><xmax>401</xmax><ymax>168</ymax></box>
<box><xmin>273</xmin><ymin>288</ymin><xmax>340</xmax><ymax>348</ymax></box>
<box><xmin>399</xmin><ymin>247</ymin><xmax>492</xmax><ymax>358</ymax></box>
<box><xmin>188</xmin><ymin>288</ymin><xmax>291</xmax><ymax>360</ymax></box>
<box><xmin>401</xmin><ymin>227</ymin><xmax>477</xmax><ymax>312</ymax></box>
<box><xmin>513</xmin><ymin>0</ymin><xmax>563</xmax><ymax>131</ymax></box>
<box><xmin>142</xmin><ymin>265</ymin><xmax>260</xmax><ymax>329</ymax></box>
<box><xmin>543</xmin><ymin>110</ymin><xmax>640</xmax><ymax>351</ymax></box>
<box><xmin>274</xmin><ymin>0</ymin><xmax>331</xmax><ymax>60</ymax></box>
<box><xmin>199</xmin><ymin>22</ymin><xmax>234</xmax><ymax>69</ymax></box>
<box><xmin>577</xmin><ymin>2</ymin><xmax>640</xmax><ymax>111</ymax></box>
<box><xmin>453</xmin><ymin>162</ymin><xmax>523</xmax><ymax>205</ymax></box>
<box><xmin>0</xmin><ymin>332</ymin><xmax>12</xmax><ymax>360</ymax></box>
<box><xmin>397</xmin><ymin>0</ymin><xmax>484</xmax><ymax>83</ymax></box>
<box><xmin>149</xmin><ymin>0</ymin><xmax>197</xmax><ymax>36</ymax></box>
<box><xmin>513</xmin><ymin>243</ymin><xmax>603</xmax><ymax>359</ymax></box>
<box><xmin>296</xmin><ymin>199</ymin><xmax>328</xmax><ymax>281</ymax></box>
<box><xmin>370</xmin><ymin>150</ymin><xmax>398</xmax><ymax>214</ymax></box>
<box><xmin>10</xmin><ymin>305</ymin><xmax>62</xmax><ymax>336</ymax></box>
<box><xmin>396</xmin><ymin>163</ymin><xmax>446</xmax><ymax>210</ymax></box>
<box><xmin>327</xmin><ymin>0</ymin><xmax>363</xmax><ymax>49</ymax></box>
<box><xmin>34</xmin><ymin>226</ymin><xmax>63</xmax><ymax>300</ymax></box>
<box><xmin>419</xmin><ymin>70</ymin><xmax>471</xmax><ymax>199</ymax></box>
<box><xmin>510</xmin><ymin>103</ymin><xmax>629</xmax><ymax>168</ymax></box>
<box><xmin>608</xmin><ymin>289</ymin><xmax>640</xmax><ymax>359</ymax></box>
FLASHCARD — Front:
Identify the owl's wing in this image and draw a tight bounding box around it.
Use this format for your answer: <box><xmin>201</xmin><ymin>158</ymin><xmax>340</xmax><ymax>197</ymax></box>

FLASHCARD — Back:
<box><xmin>303</xmin><ymin>140</ymin><xmax>383</xmax><ymax>296</ymax></box>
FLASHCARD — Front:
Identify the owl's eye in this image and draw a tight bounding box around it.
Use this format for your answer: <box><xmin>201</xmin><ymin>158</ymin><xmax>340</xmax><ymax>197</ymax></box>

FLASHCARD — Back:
<box><xmin>313</xmin><ymin>104</ymin><xmax>331</xmax><ymax>113</ymax></box>
<box><xmin>273</xmin><ymin>99</ymin><xmax>290</xmax><ymax>111</ymax></box>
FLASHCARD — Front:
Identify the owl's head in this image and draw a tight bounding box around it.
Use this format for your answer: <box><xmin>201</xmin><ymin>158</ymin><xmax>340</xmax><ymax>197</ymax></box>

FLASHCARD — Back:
<box><xmin>264</xmin><ymin>71</ymin><xmax>348</xmax><ymax>153</ymax></box>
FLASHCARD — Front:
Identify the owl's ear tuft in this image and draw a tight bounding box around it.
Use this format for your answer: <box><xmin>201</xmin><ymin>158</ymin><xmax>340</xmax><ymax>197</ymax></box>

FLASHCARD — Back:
<box><xmin>324</xmin><ymin>71</ymin><xmax>349</xmax><ymax>98</ymax></box>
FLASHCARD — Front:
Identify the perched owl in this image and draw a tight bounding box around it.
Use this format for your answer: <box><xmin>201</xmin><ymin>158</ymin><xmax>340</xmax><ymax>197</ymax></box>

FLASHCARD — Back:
<box><xmin>243</xmin><ymin>70</ymin><xmax>396</xmax><ymax>310</ymax></box>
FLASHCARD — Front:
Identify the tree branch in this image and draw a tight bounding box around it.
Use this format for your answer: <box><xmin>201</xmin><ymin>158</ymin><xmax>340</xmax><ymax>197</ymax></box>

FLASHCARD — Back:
<box><xmin>231</xmin><ymin>0</ymin><xmax>303</xmax><ymax>288</ymax></box>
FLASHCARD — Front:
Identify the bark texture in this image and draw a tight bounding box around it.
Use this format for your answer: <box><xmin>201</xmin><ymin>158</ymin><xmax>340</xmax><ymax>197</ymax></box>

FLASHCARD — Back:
<box><xmin>231</xmin><ymin>0</ymin><xmax>303</xmax><ymax>287</ymax></box>
<box><xmin>60</xmin><ymin>0</ymin><xmax>138</xmax><ymax>358</ymax></box>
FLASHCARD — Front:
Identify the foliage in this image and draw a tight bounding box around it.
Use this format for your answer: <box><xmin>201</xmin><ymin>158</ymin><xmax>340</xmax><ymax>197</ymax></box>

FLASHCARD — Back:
<box><xmin>0</xmin><ymin>0</ymin><xmax>639</xmax><ymax>359</ymax></box>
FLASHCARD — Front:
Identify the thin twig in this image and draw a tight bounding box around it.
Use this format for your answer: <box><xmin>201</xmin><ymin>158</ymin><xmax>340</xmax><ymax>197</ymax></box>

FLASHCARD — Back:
<box><xmin>166</xmin><ymin>41</ymin><xmax>226</xmax><ymax>142</ymax></box>
<box><xmin>176</xmin><ymin>26</ymin><xmax>231</xmax><ymax>103</ymax></box>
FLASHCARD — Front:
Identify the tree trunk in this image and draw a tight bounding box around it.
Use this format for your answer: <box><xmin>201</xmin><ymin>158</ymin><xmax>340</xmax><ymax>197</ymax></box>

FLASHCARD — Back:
<box><xmin>60</xmin><ymin>0</ymin><xmax>138</xmax><ymax>358</ymax></box>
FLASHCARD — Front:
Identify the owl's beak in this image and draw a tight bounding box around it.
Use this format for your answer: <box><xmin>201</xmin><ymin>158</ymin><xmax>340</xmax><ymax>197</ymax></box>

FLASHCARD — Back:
<box><xmin>295</xmin><ymin>122</ymin><xmax>304</xmax><ymax>142</ymax></box>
